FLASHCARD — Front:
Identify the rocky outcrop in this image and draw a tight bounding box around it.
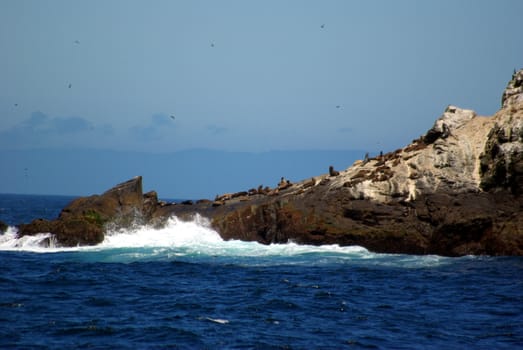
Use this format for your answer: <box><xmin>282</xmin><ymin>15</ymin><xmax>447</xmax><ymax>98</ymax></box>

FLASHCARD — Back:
<box><xmin>479</xmin><ymin>115</ymin><xmax>523</xmax><ymax>193</ymax></box>
<box><xmin>18</xmin><ymin>176</ymin><xmax>157</xmax><ymax>247</ymax></box>
<box><xmin>207</xmin><ymin>69</ymin><xmax>523</xmax><ymax>256</ymax></box>
<box><xmin>502</xmin><ymin>69</ymin><xmax>523</xmax><ymax>108</ymax></box>
<box><xmin>14</xmin><ymin>69</ymin><xmax>523</xmax><ymax>255</ymax></box>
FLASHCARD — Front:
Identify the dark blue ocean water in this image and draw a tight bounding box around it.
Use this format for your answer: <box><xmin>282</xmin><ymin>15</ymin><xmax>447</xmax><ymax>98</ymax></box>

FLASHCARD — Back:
<box><xmin>1</xmin><ymin>194</ymin><xmax>522</xmax><ymax>349</ymax></box>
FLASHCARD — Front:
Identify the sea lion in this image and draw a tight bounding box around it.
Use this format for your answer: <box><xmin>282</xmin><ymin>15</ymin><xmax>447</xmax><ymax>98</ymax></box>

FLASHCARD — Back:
<box><xmin>278</xmin><ymin>177</ymin><xmax>292</xmax><ymax>190</ymax></box>
<box><xmin>215</xmin><ymin>193</ymin><xmax>232</xmax><ymax>202</ymax></box>
<box><xmin>303</xmin><ymin>177</ymin><xmax>316</xmax><ymax>189</ymax></box>
<box><xmin>329</xmin><ymin>166</ymin><xmax>340</xmax><ymax>177</ymax></box>
<box><xmin>268</xmin><ymin>188</ymin><xmax>280</xmax><ymax>196</ymax></box>
<box><xmin>232</xmin><ymin>191</ymin><xmax>248</xmax><ymax>199</ymax></box>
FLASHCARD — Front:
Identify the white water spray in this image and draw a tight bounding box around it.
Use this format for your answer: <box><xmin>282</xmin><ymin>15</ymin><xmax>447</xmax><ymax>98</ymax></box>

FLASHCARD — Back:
<box><xmin>0</xmin><ymin>215</ymin><xmax>366</xmax><ymax>256</ymax></box>
<box><xmin>0</xmin><ymin>215</ymin><xmax>451</xmax><ymax>267</ymax></box>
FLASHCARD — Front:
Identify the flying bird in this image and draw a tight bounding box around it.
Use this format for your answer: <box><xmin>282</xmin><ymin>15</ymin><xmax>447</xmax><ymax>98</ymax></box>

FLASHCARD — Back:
<box><xmin>68</xmin><ymin>83</ymin><xmax>72</xmax><ymax>89</ymax></box>
<box><xmin>14</xmin><ymin>103</ymin><xmax>18</xmax><ymax>107</ymax></box>
<box><xmin>74</xmin><ymin>40</ymin><xmax>80</xmax><ymax>44</ymax></box>
<box><xmin>336</xmin><ymin>105</ymin><xmax>341</xmax><ymax>109</ymax></box>
<box><xmin>170</xmin><ymin>115</ymin><xmax>175</xmax><ymax>120</ymax></box>
<box><xmin>320</xmin><ymin>24</ymin><xmax>325</xmax><ymax>29</ymax></box>
<box><xmin>210</xmin><ymin>42</ymin><xmax>215</xmax><ymax>47</ymax></box>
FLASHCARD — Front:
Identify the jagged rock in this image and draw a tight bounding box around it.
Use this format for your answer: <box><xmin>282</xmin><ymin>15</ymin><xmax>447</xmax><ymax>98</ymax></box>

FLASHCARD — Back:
<box><xmin>18</xmin><ymin>176</ymin><xmax>149</xmax><ymax>247</ymax></box>
<box><xmin>210</xmin><ymin>69</ymin><xmax>523</xmax><ymax>256</ymax></box>
<box><xmin>479</xmin><ymin>110</ymin><xmax>523</xmax><ymax>193</ymax></box>
<box><xmin>502</xmin><ymin>69</ymin><xmax>523</xmax><ymax>108</ymax></box>
<box><xmin>60</xmin><ymin>176</ymin><xmax>144</xmax><ymax>222</ymax></box>
<box><xmin>424</xmin><ymin>105</ymin><xmax>476</xmax><ymax>144</ymax></box>
<box><xmin>143</xmin><ymin>191</ymin><xmax>159</xmax><ymax>218</ymax></box>
<box><xmin>0</xmin><ymin>220</ymin><xmax>8</xmax><ymax>233</ymax></box>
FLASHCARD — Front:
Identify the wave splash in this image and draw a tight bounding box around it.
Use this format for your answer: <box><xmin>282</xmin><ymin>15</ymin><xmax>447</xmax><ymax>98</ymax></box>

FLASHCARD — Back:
<box><xmin>0</xmin><ymin>215</ymin><xmax>364</xmax><ymax>254</ymax></box>
<box><xmin>0</xmin><ymin>215</ymin><xmax>451</xmax><ymax>267</ymax></box>
<box><xmin>0</xmin><ymin>215</ymin><xmax>216</xmax><ymax>253</ymax></box>
<box><xmin>0</xmin><ymin>226</ymin><xmax>57</xmax><ymax>251</ymax></box>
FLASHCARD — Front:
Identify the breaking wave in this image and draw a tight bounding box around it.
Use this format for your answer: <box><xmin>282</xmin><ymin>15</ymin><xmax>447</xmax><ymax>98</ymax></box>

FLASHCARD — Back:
<box><xmin>0</xmin><ymin>214</ymin><xmax>451</xmax><ymax>267</ymax></box>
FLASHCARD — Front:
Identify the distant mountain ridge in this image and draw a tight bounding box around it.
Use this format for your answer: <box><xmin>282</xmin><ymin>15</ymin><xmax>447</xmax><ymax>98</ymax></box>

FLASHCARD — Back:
<box><xmin>0</xmin><ymin>148</ymin><xmax>366</xmax><ymax>199</ymax></box>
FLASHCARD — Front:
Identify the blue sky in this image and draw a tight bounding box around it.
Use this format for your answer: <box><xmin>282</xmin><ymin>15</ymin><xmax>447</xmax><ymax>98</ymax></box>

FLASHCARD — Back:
<box><xmin>0</xmin><ymin>1</ymin><xmax>522</xmax><ymax>197</ymax></box>
<box><xmin>2</xmin><ymin>0</ymin><xmax>522</xmax><ymax>152</ymax></box>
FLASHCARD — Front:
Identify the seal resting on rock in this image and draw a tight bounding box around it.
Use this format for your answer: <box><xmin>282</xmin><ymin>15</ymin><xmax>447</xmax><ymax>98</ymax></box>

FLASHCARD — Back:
<box><xmin>215</xmin><ymin>193</ymin><xmax>233</xmax><ymax>202</ymax></box>
<box><xmin>303</xmin><ymin>177</ymin><xmax>316</xmax><ymax>189</ymax></box>
<box><xmin>278</xmin><ymin>177</ymin><xmax>292</xmax><ymax>190</ymax></box>
<box><xmin>329</xmin><ymin>166</ymin><xmax>340</xmax><ymax>176</ymax></box>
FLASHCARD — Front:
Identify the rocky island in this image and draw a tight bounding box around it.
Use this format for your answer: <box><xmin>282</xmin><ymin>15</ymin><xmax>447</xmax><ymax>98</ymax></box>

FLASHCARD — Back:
<box><xmin>17</xmin><ymin>70</ymin><xmax>523</xmax><ymax>256</ymax></box>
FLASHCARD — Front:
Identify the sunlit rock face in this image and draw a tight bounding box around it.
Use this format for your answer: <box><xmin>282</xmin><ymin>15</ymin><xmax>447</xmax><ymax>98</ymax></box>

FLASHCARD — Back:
<box><xmin>481</xmin><ymin>71</ymin><xmax>523</xmax><ymax>194</ymax></box>
<box><xmin>209</xmin><ymin>69</ymin><xmax>523</xmax><ymax>256</ymax></box>
<box><xmin>324</xmin><ymin>105</ymin><xmax>487</xmax><ymax>203</ymax></box>
<box><xmin>502</xmin><ymin>69</ymin><xmax>523</xmax><ymax>108</ymax></box>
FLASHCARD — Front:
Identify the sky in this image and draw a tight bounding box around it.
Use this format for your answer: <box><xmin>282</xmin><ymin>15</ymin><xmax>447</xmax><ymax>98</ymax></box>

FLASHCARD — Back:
<box><xmin>1</xmin><ymin>0</ymin><xmax>522</xmax><ymax>197</ymax></box>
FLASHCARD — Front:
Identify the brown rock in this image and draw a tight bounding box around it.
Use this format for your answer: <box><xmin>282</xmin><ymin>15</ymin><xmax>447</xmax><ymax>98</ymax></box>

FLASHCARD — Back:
<box><xmin>209</xmin><ymin>70</ymin><xmax>523</xmax><ymax>256</ymax></box>
<box><xmin>18</xmin><ymin>176</ymin><xmax>147</xmax><ymax>247</ymax></box>
<box><xmin>0</xmin><ymin>220</ymin><xmax>7</xmax><ymax>233</ymax></box>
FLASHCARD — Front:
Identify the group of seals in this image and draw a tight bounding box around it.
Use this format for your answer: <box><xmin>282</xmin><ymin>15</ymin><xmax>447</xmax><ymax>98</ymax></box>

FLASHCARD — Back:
<box><xmin>212</xmin><ymin>176</ymin><xmax>297</xmax><ymax>206</ymax></box>
<box><xmin>211</xmin><ymin>165</ymin><xmax>342</xmax><ymax>206</ymax></box>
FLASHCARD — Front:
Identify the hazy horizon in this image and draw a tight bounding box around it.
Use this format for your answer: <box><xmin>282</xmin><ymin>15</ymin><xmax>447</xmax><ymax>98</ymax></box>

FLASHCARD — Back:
<box><xmin>1</xmin><ymin>148</ymin><xmax>366</xmax><ymax>198</ymax></box>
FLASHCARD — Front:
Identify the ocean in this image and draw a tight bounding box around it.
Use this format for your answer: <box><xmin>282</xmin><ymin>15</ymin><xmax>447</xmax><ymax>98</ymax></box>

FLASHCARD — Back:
<box><xmin>0</xmin><ymin>194</ymin><xmax>522</xmax><ymax>349</ymax></box>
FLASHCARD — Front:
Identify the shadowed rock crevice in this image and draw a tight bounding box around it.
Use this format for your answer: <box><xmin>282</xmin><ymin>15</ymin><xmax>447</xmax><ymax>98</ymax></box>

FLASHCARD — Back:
<box><xmin>0</xmin><ymin>220</ymin><xmax>7</xmax><ymax>233</ymax></box>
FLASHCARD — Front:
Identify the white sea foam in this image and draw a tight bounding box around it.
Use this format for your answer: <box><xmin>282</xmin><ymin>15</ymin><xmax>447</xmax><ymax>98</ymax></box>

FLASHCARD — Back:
<box><xmin>201</xmin><ymin>317</ymin><xmax>230</xmax><ymax>324</ymax></box>
<box><xmin>0</xmin><ymin>226</ymin><xmax>65</xmax><ymax>253</ymax></box>
<box><xmin>102</xmin><ymin>215</ymin><xmax>222</xmax><ymax>249</ymax></box>
<box><xmin>0</xmin><ymin>215</ymin><xmax>367</xmax><ymax>257</ymax></box>
<box><xmin>0</xmin><ymin>215</ymin><xmax>452</xmax><ymax>267</ymax></box>
<box><xmin>0</xmin><ymin>227</ymin><xmax>54</xmax><ymax>250</ymax></box>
